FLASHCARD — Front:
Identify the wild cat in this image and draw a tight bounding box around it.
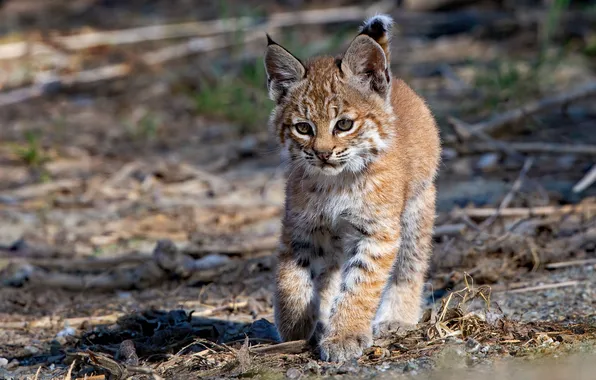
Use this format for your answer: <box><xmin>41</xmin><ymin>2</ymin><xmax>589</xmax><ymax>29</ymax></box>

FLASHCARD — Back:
<box><xmin>264</xmin><ymin>15</ymin><xmax>440</xmax><ymax>361</ymax></box>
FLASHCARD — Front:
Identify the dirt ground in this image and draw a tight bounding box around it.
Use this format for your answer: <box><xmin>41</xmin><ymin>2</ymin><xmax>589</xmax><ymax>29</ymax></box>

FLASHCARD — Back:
<box><xmin>1</xmin><ymin>0</ymin><xmax>595</xmax><ymax>379</ymax></box>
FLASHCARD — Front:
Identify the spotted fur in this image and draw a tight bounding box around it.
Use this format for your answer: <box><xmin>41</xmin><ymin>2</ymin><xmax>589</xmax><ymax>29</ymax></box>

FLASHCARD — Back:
<box><xmin>266</xmin><ymin>15</ymin><xmax>441</xmax><ymax>362</ymax></box>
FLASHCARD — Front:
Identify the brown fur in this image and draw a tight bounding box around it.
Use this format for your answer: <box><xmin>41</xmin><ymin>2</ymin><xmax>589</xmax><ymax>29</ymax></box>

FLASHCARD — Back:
<box><xmin>265</xmin><ymin>15</ymin><xmax>440</xmax><ymax>362</ymax></box>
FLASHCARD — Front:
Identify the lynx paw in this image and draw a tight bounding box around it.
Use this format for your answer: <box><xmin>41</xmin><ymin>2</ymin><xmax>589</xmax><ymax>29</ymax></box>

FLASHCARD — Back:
<box><xmin>372</xmin><ymin>320</ymin><xmax>417</xmax><ymax>338</ymax></box>
<box><xmin>319</xmin><ymin>332</ymin><xmax>372</xmax><ymax>362</ymax></box>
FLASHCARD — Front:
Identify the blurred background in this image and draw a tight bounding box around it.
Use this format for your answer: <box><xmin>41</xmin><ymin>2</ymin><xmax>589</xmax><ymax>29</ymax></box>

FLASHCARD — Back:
<box><xmin>0</xmin><ymin>0</ymin><xmax>595</xmax><ymax>379</ymax></box>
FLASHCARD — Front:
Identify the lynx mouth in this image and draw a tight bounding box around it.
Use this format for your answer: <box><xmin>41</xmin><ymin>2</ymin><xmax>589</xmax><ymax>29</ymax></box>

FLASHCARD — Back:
<box><xmin>311</xmin><ymin>161</ymin><xmax>344</xmax><ymax>175</ymax></box>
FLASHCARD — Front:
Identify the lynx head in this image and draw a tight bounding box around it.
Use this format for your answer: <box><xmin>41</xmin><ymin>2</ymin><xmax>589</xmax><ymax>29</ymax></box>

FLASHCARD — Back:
<box><xmin>265</xmin><ymin>15</ymin><xmax>395</xmax><ymax>176</ymax></box>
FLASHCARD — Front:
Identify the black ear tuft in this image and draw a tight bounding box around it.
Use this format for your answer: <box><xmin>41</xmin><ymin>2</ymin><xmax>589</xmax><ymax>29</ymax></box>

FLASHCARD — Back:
<box><xmin>358</xmin><ymin>14</ymin><xmax>393</xmax><ymax>63</ymax></box>
<box><xmin>266</xmin><ymin>33</ymin><xmax>276</xmax><ymax>46</ymax></box>
<box><xmin>359</xmin><ymin>14</ymin><xmax>393</xmax><ymax>37</ymax></box>
<box><xmin>360</xmin><ymin>17</ymin><xmax>389</xmax><ymax>41</ymax></box>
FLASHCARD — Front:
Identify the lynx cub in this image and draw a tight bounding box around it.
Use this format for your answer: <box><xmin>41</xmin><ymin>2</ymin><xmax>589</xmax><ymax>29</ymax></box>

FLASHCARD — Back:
<box><xmin>264</xmin><ymin>15</ymin><xmax>440</xmax><ymax>361</ymax></box>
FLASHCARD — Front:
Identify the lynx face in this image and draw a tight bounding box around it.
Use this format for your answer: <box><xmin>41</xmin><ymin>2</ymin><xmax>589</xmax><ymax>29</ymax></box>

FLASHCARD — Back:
<box><xmin>265</xmin><ymin>29</ymin><xmax>395</xmax><ymax>176</ymax></box>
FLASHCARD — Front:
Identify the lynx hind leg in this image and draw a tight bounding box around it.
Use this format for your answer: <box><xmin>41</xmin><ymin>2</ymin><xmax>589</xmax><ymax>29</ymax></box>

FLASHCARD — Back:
<box><xmin>373</xmin><ymin>183</ymin><xmax>436</xmax><ymax>337</ymax></box>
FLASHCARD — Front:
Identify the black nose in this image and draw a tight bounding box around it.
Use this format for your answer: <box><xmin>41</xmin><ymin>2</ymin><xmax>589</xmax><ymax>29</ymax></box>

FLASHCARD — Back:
<box><xmin>315</xmin><ymin>151</ymin><xmax>332</xmax><ymax>162</ymax></box>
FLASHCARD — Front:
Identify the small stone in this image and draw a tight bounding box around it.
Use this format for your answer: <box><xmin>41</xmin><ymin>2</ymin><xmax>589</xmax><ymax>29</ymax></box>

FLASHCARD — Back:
<box><xmin>465</xmin><ymin>338</ymin><xmax>480</xmax><ymax>353</ymax></box>
<box><xmin>476</xmin><ymin>153</ymin><xmax>500</xmax><ymax>172</ymax></box>
<box><xmin>6</xmin><ymin>360</ymin><xmax>18</xmax><ymax>370</ymax></box>
<box><xmin>403</xmin><ymin>360</ymin><xmax>418</xmax><ymax>372</ymax></box>
<box><xmin>486</xmin><ymin>309</ymin><xmax>504</xmax><ymax>325</ymax></box>
<box><xmin>56</xmin><ymin>326</ymin><xmax>76</xmax><ymax>338</ymax></box>
<box><xmin>24</xmin><ymin>346</ymin><xmax>40</xmax><ymax>356</ymax></box>
<box><xmin>0</xmin><ymin>358</ymin><xmax>8</xmax><ymax>368</ymax></box>
<box><xmin>0</xmin><ymin>369</ymin><xmax>14</xmax><ymax>380</ymax></box>
<box><xmin>286</xmin><ymin>368</ymin><xmax>302</xmax><ymax>379</ymax></box>
<box><xmin>304</xmin><ymin>360</ymin><xmax>320</xmax><ymax>375</ymax></box>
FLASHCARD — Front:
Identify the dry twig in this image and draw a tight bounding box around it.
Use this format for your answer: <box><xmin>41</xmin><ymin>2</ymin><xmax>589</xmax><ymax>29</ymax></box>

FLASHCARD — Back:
<box><xmin>545</xmin><ymin>259</ymin><xmax>596</xmax><ymax>269</ymax></box>
<box><xmin>458</xmin><ymin>82</ymin><xmax>596</xmax><ymax>137</ymax></box>
<box><xmin>448</xmin><ymin>116</ymin><xmax>525</xmax><ymax>160</ymax></box>
<box><xmin>479</xmin><ymin>157</ymin><xmax>534</xmax><ymax>228</ymax></box>
<box><xmin>433</xmin><ymin>223</ymin><xmax>467</xmax><ymax>237</ymax></box>
<box><xmin>0</xmin><ymin>313</ymin><xmax>123</xmax><ymax>330</ymax></box>
<box><xmin>251</xmin><ymin>340</ymin><xmax>309</xmax><ymax>355</ymax></box>
<box><xmin>462</xmin><ymin>141</ymin><xmax>596</xmax><ymax>156</ymax></box>
<box><xmin>573</xmin><ymin>165</ymin><xmax>596</xmax><ymax>193</ymax></box>
<box><xmin>1</xmin><ymin>178</ymin><xmax>81</xmax><ymax>201</ymax></box>
<box><xmin>454</xmin><ymin>203</ymin><xmax>596</xmax><ymax>219</ymax></box>
<box><xmin>501</xmin><ymin>280</ymin><xmax>584</xmax><ymax>294</ymax></box>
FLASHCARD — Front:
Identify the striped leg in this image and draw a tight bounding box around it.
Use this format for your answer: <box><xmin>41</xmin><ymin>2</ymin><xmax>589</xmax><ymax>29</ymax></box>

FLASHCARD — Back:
<box><xmin>373</xmin><ymin>184</ymin><xmax>436</xmax><ymax>336</ymax></box>
<box><xmin>319</xmin><ymin>230</ymin><xmax>399</xmax><ymax>361</ymax></box>
<box><xmin>274</xmin><ymin>234</ymin><xmax>319</xmax><ymax>341</ymax></box>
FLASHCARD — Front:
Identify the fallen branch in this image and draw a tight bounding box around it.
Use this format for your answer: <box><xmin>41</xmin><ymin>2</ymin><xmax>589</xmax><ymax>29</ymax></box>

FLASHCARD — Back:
<box><xmin>0</xmin><ymin>178</ymin><xmax>82</xmax><ymax>201</ymax></box>
<box><xmin>0</xmin><ymin>63</ymin><xmax>130</xmax><ymax>108</ymax></box>
<box><xmin>573</xmin><ymin>165</ymin><xmax>596</xmax><ymax>193</ymax></box>
<box><xmin>502</xmin><ymin>280</ymin><xmax>584</xmax><ymax>294</ymax></box>
<box><xmin>0</xmin><ymin>313</ymin><xmax>122</xmax><ymax>330</ymax></box>
<box><xmin>460</xmin><ymin>141</ymin><xmax>596</xmax><ymax>156</ymax></box>
<box><xmin>0</xmin><ymin>239</ymin><xmax>264</xmax><ymax>291</ymax></box>
<box><xmin>546</xmin><ymin>258</ymin><xmax>596</xmax><ymax>269</ymax></box>
<box><xmin>454</xmin><ymin>203</ymin><xmax>596</xmax><ymax>219</ymax></box>
<box><xmin>23</xmin><ymin>253</ymin><xmax>152</xmax><ymax>271</ymax></box>
<box><xmin>447</xmin><ymin>116</ymin><xmax>525</xmax><ymax>161</ymax></box>
<box><xmin>458</xmin><ymin>82</ymin><xmax>596</xmax><ymax>137</ymax></box>
<box><xmin>0</xmin><ymin>239</ymin><xmax>75</xmax><ymax>259</ymax></box>
<box><xmin>0</xmin><ymin>1</ymin><xmax>392</xmax><ymax>60</ymax></box>
<box><xmin>251</xmin><ymin>340</ymin><xmax>309</xmax><ymax>355</ymax></box>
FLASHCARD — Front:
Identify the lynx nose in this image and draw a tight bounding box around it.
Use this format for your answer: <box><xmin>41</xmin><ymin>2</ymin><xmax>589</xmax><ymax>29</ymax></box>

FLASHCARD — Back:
<box><xmin>315</xmin><ymin>150</ymin><xmax>333</xmax><ymax>162</ymax></box>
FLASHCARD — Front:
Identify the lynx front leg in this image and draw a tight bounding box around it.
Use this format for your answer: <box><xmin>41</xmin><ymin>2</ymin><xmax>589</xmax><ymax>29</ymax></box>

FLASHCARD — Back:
<box><xmin>274</xmin><ymin>237</ymin><xmax>319</xmax><ymax>341</ymax></box>
<box><xmin>309</xmin><ymin>258</ymin><xmax>341</xmax><ymax>346</ymax></box>
<box><xmin>373</xmin><ymin>184</ymin><xmax>436</xmax><ymax>336</ymax></box>
<box><xmin>319</xmin><ymin>230</ymin><xmax>399</xmax><ymax>362</ymax></box>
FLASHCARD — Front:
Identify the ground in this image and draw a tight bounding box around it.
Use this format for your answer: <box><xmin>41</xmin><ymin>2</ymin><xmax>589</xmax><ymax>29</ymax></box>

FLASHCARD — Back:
<box><xmin>0</xmin><ymin>0</ymin><xmax>595</xmax><ymax>379</ymax></box>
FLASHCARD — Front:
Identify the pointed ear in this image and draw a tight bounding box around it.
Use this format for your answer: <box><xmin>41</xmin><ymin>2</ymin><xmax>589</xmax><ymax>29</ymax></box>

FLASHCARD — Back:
<box><xmin>264</xmin><ymin>35</ymin><xmax>305</xmax><ymax>103</ymax></box>
<box><xmin>340</xmin><ymin>35</ymin><xmax>390</xmax><ymax>98</ymax></box>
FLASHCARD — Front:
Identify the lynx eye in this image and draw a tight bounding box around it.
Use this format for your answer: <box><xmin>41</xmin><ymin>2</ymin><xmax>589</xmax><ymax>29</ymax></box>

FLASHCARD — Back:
<box><xmin>335</xmin><ymin>119</ymin><xmax>354</xmax><ymax>132</ymax></box>
<box><xmin>294</xmin><ymin>122</ymin><xmax>313</xmax><ymax>135</ymax></box>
